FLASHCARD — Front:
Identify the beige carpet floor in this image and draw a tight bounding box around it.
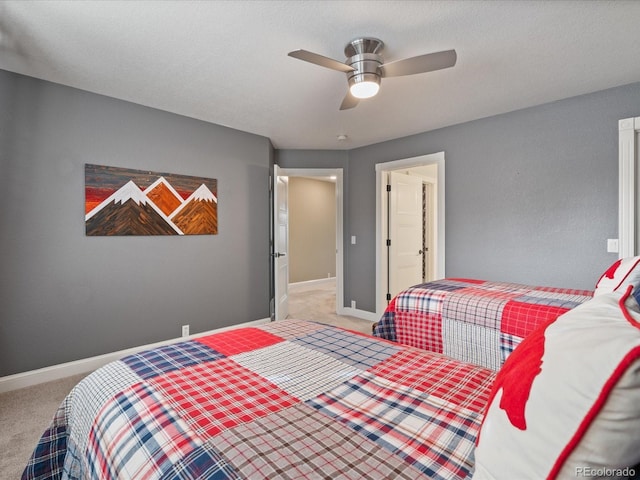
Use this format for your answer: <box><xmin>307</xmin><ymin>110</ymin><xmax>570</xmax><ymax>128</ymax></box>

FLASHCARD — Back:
<box><xmin>0</xmin><ymin>373</ymin><xmax>88</xmax><ymax>480</ymax></box>
<box><xmin>0</xmin><ymin>279</ymin><xmax>374</xmax><ymax>479</ymax></box>
<box><xmin>287</xmin><ymin>277</ymin><xmax>374</xmax><ymax>334</ymax></box>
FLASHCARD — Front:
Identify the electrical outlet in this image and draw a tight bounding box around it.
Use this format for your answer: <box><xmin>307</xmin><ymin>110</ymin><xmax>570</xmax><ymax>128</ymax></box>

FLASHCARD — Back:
<box><xmin>351</xmin><ymin>300</ymin><xmax>356</xmax><ymax>309</ymax></box>
<box><xmin>607</xmin><ymin>238</ymin><xmax>619</xmax><ymax>253</ymax></box>
<box><xmin>181</xmin><ymin>325</ymin><xmax>190</xmax><ymax>337</ymax></box>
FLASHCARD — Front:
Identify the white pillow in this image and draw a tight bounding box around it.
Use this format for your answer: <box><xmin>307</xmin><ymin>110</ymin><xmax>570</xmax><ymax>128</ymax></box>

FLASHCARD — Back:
<box><xmin>473</xmin><ymin>287</ymin><xmax>640</xmax><ymax>480</ymax></box>
<box><xmin>594</xmin><ymin>256</ymin><xmax>640</xmax><ymax>296</ymax></box>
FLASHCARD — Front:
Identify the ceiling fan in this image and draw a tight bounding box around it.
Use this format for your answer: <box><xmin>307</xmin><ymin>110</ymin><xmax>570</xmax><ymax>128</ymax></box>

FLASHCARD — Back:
<box><xmin>288</xmin><ymin>37</ymin><xmax>457</xmax><ymax>110</ymax></box>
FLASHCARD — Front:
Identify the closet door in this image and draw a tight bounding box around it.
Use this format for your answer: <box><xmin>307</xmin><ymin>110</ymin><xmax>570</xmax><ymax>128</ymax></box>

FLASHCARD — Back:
<box><xmin>389</xmin><ymin>171</ymin><xmax>424</xmax><ymax>298</ymax></box>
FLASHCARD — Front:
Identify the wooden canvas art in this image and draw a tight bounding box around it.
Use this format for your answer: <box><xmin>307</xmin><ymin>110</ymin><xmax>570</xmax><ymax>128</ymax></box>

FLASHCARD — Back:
<box><xmin>85</xmin><ymin>164</ymin><xmax>218</xmax><ymax>236</ymax></box>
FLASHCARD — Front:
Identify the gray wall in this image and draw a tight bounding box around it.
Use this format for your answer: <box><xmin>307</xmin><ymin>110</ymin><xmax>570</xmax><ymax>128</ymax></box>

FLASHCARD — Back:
<box><xmin>4</xmin><ymin>68</ymin><xmax>640</xmax><ymax>376</ymax></box>
<box><xmin>0</xmin><ymin>70</ymin><xmax>272</xmax><ymax>376</ymax></box>
<box><xmin>280</xmin><ymin>82</ymin><xmax>640</xmax><ymax>313</ymax></box>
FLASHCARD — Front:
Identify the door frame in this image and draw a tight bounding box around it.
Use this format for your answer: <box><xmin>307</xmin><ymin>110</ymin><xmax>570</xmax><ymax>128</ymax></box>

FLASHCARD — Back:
<box><xmin>619</xmin><ymin>116</ymin><xmax>640</xmax><ymax>257</ymax></box>
<box><xmin>375</xmin><ymin>153</ymin><xmax>445</xmax><ymax>316</ymax></box>
<box><xmin>275</xmin><ymin>167</ymin><xmax>345</xmax><ymax>315</ymax></box>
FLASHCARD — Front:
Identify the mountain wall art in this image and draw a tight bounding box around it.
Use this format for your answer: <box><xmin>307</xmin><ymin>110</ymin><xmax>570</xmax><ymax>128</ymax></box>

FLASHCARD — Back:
<box><xmin>85</xmin><ymin>164</ymin><xmax>218</xmax><ymax>236</ymax></box>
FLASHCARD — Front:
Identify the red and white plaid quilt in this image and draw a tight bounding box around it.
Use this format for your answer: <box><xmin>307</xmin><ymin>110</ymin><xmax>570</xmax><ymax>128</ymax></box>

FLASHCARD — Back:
<box><xmin>23</xmin><ymin>319</ymin><xmax>496</xmax><ymax>480</ymax></box>
<box><xmin>374</xmin><ymin>278</ymin><xmax>593</xmax><ymax>370</ymax></box>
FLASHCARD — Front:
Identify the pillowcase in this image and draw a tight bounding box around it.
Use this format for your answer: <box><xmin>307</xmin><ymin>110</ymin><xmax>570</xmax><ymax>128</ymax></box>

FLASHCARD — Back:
<box><xmin>594</xmin><ymin>256</ymin><xmax>640</xmax><ymax>296</ymax></box>
<box><xmin>472</xmin><ymin>286</ymin><xmax>640</xmax><ymax>480</ymax></box>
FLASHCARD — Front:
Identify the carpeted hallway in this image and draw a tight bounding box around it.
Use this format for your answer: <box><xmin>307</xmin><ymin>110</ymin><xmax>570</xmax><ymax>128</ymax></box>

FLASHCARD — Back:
<box><xmin>286</xmin><ymin>277</ymin><xmax>374</xmax><ymax>334</ymax></box>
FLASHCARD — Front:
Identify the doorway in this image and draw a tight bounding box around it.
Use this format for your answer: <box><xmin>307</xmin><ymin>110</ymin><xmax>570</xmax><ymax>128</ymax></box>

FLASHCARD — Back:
<box><xmin>375</xmin><ymin>153</ymin><xmax>445</xmax><ymax>316</ymax></box>
<box><xmin>273</xmin><ymin>167</ymin><xmax>344</xmax><ymax>320</ymax></box>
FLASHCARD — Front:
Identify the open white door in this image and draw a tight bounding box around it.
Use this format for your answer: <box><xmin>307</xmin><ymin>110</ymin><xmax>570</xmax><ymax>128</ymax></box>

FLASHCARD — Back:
<box><xmin>273</xmin><ymin>165</ymin><xmax>289</xmax><ymax>320</ymax></box>
<box><xmin>389</xmin><ymin>171</ymin><xmax>424</xmax><ymax>298</ymax></box>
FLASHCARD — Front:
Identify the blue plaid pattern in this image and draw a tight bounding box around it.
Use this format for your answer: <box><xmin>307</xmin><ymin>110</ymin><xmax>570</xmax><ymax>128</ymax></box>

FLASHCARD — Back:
<box><xmin>21</xmin><ymin>425</ymin><xmax>67</xmax><ymax>480</ymax></box>
<box><xmin>443</xmin><ymin>291</ymin><xmax>510</xmax><ymax>330</ymax></box>
<box><xmin>66</xmin><ymin>360</ymin><xmax>142</xmax><ymax>456</ymax></box>
<box><xmin>499</xmin><ymin>332</ymin><xmax>522</xmax><ymax>363</ymax></box>
<box><xmin>513</xmin><ymin>293</ymin><xmax>589</xmax><ymax>309</ymax></box>
<box><xmin>87</xmin><ymin>382</ymin><xmax>201</xmax><ymax>479</ymax></box>
<box><xmin>374</xmin><ymin>310</ymin><xmax>397</xmax><ymax>341</ymax></box>
<box><xmin>309</xmin><ymin>371</ymin><xmax>481</xmax><ymax>479</ymax></box>
<box><xmin>415</xmin><ymin>280</ymin><xmax>471</xmax><ymax>292</ymax></box>
<box><xmin>395</xmin><ymin>286</ymin><xmax>446</xmax><ymax>313</ymax></box>
<box><xmin>121</xmin><ymin>341</ymin><xmax>222</xmax><ymax>379</ymax></box>
<box><xmin>292</xmin><ymin>327</ymin><xmax>400</xmax><ymax>369</ymax></box>
<box><xmin>162</xmin><ymin>443</ymin><xmax>239</xmax><ymax>480</ymax></box>
<box><xmin>61</xmin><ymin>438</ymin><xmax>84</xmax><ymax>480</ymax></box>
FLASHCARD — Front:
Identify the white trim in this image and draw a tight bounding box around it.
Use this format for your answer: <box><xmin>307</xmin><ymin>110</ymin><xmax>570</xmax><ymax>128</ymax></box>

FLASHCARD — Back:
<box><xmin>339</xmin><ymin>307</ymin><xmax>379</xmax><ymax>323</ymax></box>
<box><xmin>375</xmin><ymin>153</ymin><xmax>446</xmax><ymax>317</ymax></box>
<box><xmin>0</xmin><ymin>318</ymin><xmax>270</xmax><ymax>393</ymax></box>
<box><xmin>277</xmin><ymin>168</ymin><xmax>345</xmax><ymax>314</ymax></box>
<box><xmin>289</xmin><ymin>277</ymin><xmax>336</xmax><ymax>287</ymax></box>
<box><xmin>619</xmin><ymin>117</ymin><xmax>640</xmax><ymax>258</ymax></box>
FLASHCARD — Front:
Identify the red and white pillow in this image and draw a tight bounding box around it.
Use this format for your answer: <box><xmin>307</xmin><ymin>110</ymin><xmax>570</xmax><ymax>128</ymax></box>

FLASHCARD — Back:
<box><xmin>594</xmin><ymin>256</ymin><xmax>640</xmax><ymax>296</ymax></box>
<box><xmin>472</xmin><ymin>287</ymin><xmax>640</xmax><ymax>479</ymax></box>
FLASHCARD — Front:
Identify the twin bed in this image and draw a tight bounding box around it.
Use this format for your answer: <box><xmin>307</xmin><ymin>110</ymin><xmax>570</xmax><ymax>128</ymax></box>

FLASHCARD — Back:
<box><xmin>23</xmin><ymin>270</ymin><xmax>640</xmax><ymax>479</ymax></box>
<box><xmin>23</xmin><ymin>318</ymin><xmax>496</xmax><ymax>479</ymax></box>
<box><xmin>373</xmin><ymin>278</ymin><xmax>593</xmax><ymax>370</ymax></box>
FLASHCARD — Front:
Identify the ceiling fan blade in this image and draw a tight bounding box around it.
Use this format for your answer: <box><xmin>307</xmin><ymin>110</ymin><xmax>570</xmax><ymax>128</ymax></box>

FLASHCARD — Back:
<box><xmin>339</xmin><ymin>91</ymin><xmax>359</xmax><ymax>110</ymax></box>
<box><xmin>380</xmin><ymin>49</ymin><xmax>457</xmax><ymax>77</ymax></box>
<box><xmin>288</xmin><ymin>49</ymin><xmax>355</xmax><ymax>73</ymax></box>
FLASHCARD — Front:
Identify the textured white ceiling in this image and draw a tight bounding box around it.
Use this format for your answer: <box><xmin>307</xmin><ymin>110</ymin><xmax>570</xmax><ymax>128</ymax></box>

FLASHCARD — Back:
<box><xmin>1</xmin><ymin>0</ymin><xmax>639</xmax><ymax>150</ymax></box>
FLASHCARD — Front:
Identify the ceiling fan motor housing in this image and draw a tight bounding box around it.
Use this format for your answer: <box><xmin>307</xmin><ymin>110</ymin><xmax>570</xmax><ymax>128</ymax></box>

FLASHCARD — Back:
<box><xmin>345</xmin><ymin>38</ymin><xmax>384</xmax><ymax>93</ymax></box>
<box><xmin>344</xmin><ymin>37</ymin><xmax>384</xmax><ymax>57</ymax></box>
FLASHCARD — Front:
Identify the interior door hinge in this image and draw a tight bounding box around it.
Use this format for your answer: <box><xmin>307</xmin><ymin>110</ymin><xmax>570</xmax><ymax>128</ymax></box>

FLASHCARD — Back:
<box><xmin>386</xmin><ymin>239</ymin><xmax>391</xmax><ymax>247</ymax></box>
<box><xmin>386</xmin><ymin>293</ymin><xmax>392</xmax><ymax>301</ymax></box>
<box><xmin>386</xmin><ymin>184</ymin><xmax>391</xmax><ymax>192</ymax></box>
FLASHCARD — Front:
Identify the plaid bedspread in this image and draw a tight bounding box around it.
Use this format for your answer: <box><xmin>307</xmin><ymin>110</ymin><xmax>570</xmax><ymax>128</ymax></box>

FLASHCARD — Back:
<box><xmin>374</xmin><ymin>278</ymin><xmax>593</xmax><ymax>371</ymax></box>
<box><xmin>22</xmin><ymin>319</ymin><xmax>496</xmax><ymax>480</ymax></box>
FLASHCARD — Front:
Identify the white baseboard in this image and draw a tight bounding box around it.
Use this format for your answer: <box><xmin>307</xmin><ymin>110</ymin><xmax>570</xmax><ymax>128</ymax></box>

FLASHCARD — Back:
<box><xmin>289</xmin><ymin>277</ymin><xmax>335</xmax><ymax>287</ymax></box>
<box><xmin>0</xmin><ymin>318</ymin><xmax>271</xmax><ymax>394</ymax></box>
<box><xmin>338</xmin><ymin>307</ymin><xmax>380</xmax><ymax>323</ymax></box>
<box><xmin>286</xmin><ymin>278</ymin><xmax>379</xmax><ymax>323</ymax></box>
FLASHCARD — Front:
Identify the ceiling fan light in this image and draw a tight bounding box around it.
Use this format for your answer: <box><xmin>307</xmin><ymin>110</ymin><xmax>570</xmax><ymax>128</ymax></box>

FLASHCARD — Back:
<box><xmin>350</xmin><ymin>80</ymin><xmax>380</xmax><ymax>99</ymax></box>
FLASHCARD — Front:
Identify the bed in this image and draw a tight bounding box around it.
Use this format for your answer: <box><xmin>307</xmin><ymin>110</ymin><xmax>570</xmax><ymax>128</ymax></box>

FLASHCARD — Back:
<box><xmin>23</xmin><ymin>319</ymin><xmax>496</xmax><ymax>480</ymax></box>
<box><xmin>373</xmin><ymin>278</ymin><xmax>593</xmax><ymax>370</ymax></box>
